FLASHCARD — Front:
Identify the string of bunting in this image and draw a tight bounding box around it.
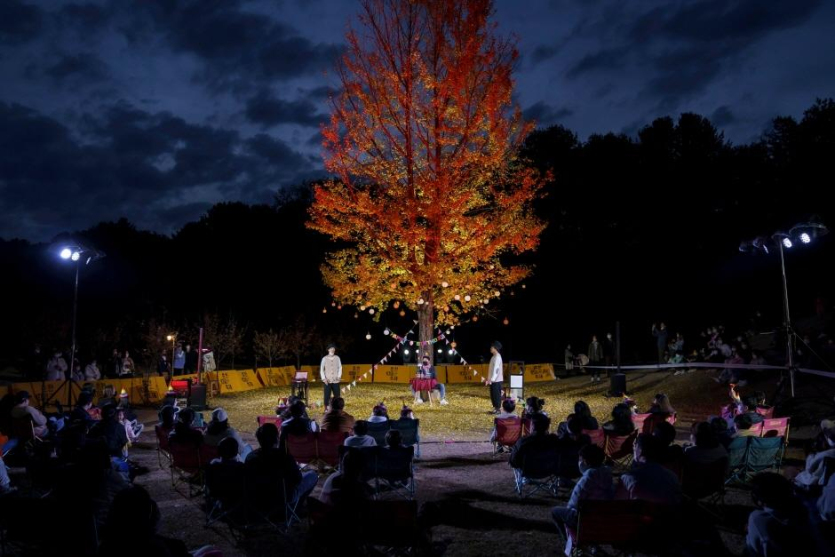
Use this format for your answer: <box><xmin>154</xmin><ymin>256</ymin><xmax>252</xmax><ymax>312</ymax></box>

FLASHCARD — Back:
<box><xmin>341</xmin><ymin>324</ymin><xmax>417</xmax><ymax>394</ymax></box>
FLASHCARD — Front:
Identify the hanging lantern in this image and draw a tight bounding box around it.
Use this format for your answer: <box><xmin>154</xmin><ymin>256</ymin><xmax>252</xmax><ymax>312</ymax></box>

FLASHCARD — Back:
<box><xmin>503</xmin><ymin>317</ymin><xmax>510</xmax><ymax>326</ymax></box>
<box><xmin>337</xmin><ymin>305</ymin><xmax>342</xmax><ymax>310</ymax></box>
<box><xmin>359</xmin><ymin>305</ymin><xmax>366</xmax><ymax>311</ymax></box>
<box><xmin>354</xmin><ymin>312</ymin><xmax>359</xmax><ymax>318</ymax></box>
<box><xmin>443</xmin><ymin>305</ymin><xmax>450</xmax><ymax>312</ymax></box>
<box><xmin>322</xmin><ymin>307</ymin><xmax>327</xmax><ymax>314</ymax></box>
<box><xmin>454</xmin><ymin>294</ymin><xmax>460</xmax><ymax>301</ymax></box>
<box><xmin>472</xmin><ymin>315</ymin><xmax>479</xmax><ymax>322</ymax></box>
<box><xmin>450</xmin><ymin>341</ymin><xmax>457</xmax><ymax>349</ymax></box>
<box><xmin>365</xmin><ymin>332</ymin><xmax>372</xmax><ymax>340</ymax></box>
<box><xmin>494</xmin><ymin>291</ymin><xmax>501</xmax><ymax>297</ymax></box>
<box><xmin>383</xmin><ymin>328</ymin><xmax>390</xmax><ymax>336</ymax></box>
<box><xmin>331</xmin><ymin>301</ymin><xmax>336</xmax><ymax>307</ymax></box>
<box><xmin>368</xmin><ymin>308</ymin><xmax>375</xmax><ymax>315</ymax></box>
<box><xmin>464</xmin><ymin>295</ymin><xmax>471</xmax><ymax>302</ymax></box>
<box><xmin>441</xmin><ymin>281</ymin><xmax>449</xmax><ymax>288</ymax></box>
<box><xmin>393</xmin><ymin>300</ymin><xmax>400</xmax><ymax>309</ymax></box>
<box><xmin>521</xmin><ymin>284</ymin><xmax>526</xmax><ymax>289</ymax></box>
<box><xmin>399</xmin><ymin>309</ymin><xmax>406</xmax><ymax>317</ymax></box>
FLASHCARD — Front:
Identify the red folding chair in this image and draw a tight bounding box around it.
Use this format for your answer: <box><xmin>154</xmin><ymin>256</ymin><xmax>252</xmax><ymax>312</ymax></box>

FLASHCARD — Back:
<box><xmin>632</xmin><ymin>413</ymin><xmax>651</xmax><ymax>433</ymax></box>
<box><xmin>257</xmin><ymin>415</ymin><xmax>282</xmax><ymax>428</ymax></box>
<box><xmin>493</xmin><ymin>417</ymin><xmax>523</xmax><ymax>455</ymax></box>
<box><xmin>604</xmin><ymin>430</ymin><xmax>638</xmax><ymax>470</ymax></box>
<box><xmin>761</xmin><ymin>417</ymin><xmax>790</xmax><ymax>441</ymax></box>
<box><xmin>755</xmin><ymin>406</ymin><xmax>775</xmax><ymax>419</ymax></box>
<box><xmin>583</xmin><ymin>428</ymin><xmax>605</xmax><ymax>449</ymax></box>
<box><xmin>317</xmin><ymin>430</ymin><xmax>348</xmax><ymax>468</ymax></box>
<box><xmin>155</xmin><ymin>424</ymin><xmax>172</xmax><ymax>468</ymax></box>
<box><xmin>169</xmin><ymin>440</ymin><xmax>204</xmax><ymax>497</ymax></box>
<box><xmin>521</xmin><ymin>417</ymin><xmax>532</xmax><ymax>436</ymax></box>
<box><xmin>285</xmin><ymin>432</ymin><xmax>318</xmax><ymax>470</ymax></box>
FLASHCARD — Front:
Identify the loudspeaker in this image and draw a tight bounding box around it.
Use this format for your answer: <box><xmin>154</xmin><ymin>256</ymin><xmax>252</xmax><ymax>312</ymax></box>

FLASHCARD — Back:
<box><xmin>609</xmin><ymin>373</ymin><xmax>627</xmax><ymax>397</ymax></box>
<box><xmin>189</xmin><ymin>384</ymin><xmax>207</xmax><ymax>410</ymax></box>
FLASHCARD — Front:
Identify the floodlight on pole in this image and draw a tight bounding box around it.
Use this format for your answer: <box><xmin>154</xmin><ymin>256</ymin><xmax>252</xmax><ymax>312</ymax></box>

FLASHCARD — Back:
<box><xmin>60</xmin><ymin>248</ymin><xmax>72</xmax><ymax>259</ymax></box>
<box><xmin>782</xmin><ymin>237</ymin><xmax>793</xmax><ymax>249</ymax></box>
<box><xmin>800</xmin><ymin>233</ymin><xmax>811</xmax><ymax>244</ymax></box>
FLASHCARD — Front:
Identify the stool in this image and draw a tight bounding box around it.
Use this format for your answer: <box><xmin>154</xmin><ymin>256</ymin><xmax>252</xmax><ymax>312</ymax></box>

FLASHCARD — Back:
<box><xmin>292</xmin><ymin>380</ymin><xmax>309</xmax><ymax>404</ymax></box>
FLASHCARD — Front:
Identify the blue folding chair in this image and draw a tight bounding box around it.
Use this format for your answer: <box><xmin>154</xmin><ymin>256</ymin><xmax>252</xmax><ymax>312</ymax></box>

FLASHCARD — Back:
<box><xmin>725</xmin><ymin>436</ymin><xmax>749</xmax><ymax>485</ymax></box>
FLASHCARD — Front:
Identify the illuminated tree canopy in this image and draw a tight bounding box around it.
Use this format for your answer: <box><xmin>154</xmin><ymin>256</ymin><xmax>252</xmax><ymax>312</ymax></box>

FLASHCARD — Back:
<box><xmin>308</xmin><ymin>0</ymin><xmax>548</xmax><ymax>356</ymax></box>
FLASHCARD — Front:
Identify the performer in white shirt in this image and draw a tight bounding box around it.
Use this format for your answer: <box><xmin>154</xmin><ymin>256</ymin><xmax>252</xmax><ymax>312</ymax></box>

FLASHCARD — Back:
<box><xmin>320</xmin><ymin>344</ymin><xmax>342</xmax><ymax>408</ymax></box>
<box><xmin>486</xmin><ymin>341</ymin><xmax>504</xmax><ymax>414</ymax></box>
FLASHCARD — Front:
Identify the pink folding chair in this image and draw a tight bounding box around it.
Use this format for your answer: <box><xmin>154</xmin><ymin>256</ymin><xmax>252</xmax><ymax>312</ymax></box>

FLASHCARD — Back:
<box><xmin>257</xmin><ymin>415</ymin><xmax>282</xmax><ymax>428</ymax></box>
<box><xmin>285</xmin><ymin>432</ymin><xmax>318</xmax><ymax>469</ymax></box>
<box><xmin>755</xmin><ymin>406</ymin><xmax>775</xmax><ymax>419</ymax></box>
<box><xmin>493</xmin><ymin>417</ymin><xmax>523</xmax><ymax>455</ymax></box>
<box><xmin>583</xmin><ymin>428</ymin><xmax>605</xmax><ymax>449</ymax></box>
<box><xmin>761</xmin><ymin>417</ymin><xmax>790</xmax><ymax>441</ymax></box>
<box><xmin>632</xmin><ymin>413</ymin><xmax>651</xmax><ymax>432</ymax></box>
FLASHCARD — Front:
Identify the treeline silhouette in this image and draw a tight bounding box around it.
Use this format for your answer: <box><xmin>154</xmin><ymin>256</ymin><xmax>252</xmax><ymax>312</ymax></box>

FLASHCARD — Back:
<box><xmin>2</xmin><ymin>99</ymin><xmax>833</xmax><ymax>373</ymax></box>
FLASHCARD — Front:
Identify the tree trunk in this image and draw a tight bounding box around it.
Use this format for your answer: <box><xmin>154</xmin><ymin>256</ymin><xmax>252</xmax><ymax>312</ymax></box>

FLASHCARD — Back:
<box><xmin>418</xmin><ymin>291</ymin><xmax>434</xmax><ymax>365</ymax></box>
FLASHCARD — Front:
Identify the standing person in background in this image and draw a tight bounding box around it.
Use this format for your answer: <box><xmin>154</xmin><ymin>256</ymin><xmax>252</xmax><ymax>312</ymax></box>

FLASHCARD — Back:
<box><xmin>172</xmin><ymin>343</ymin><xmax>185</xmax><ymax>376</ymax></box>
<box><xmin>564</xmin><ymin>344</ymin><xmax>574</xmax><ymax>374</ymax></box>
<box><xmin>157</xmin><ymin>354</ymin><xmax>170</xmax><ymax>378</ymax></box>
<box><xmin>320</xmin><ymin>344</ymin><xmax>342</xmax><ymax>409</ymax></box>
<box><xmin>486</xmin><ymin>341</ymin><xmax>504</xmax><ymax>414</ymax></box>
<box><xmin>652</xmin><ymin>323</ymin><xmax>668</xmax><ymax>364</ymax></box>
<box><xmin>84</xmin><ymin>359</ymin><xmax>101</xmax><ymax>381</ymax></box>
<box><xmin>588</xmin><ymin>335</ymin><xmax>603</xmax><ymax>383</ymax></box>
<box><xmin>108</xmin><ymin>348</ymin><xmax>122</xmax><ymax>378</ymax></box>
<box><xmin>603</xmin><ymin>333</ymin><xmax>615</xmax><ymax>370</ymax></box>
<box><xmin>184</xmin><ymin>344</ymin><xmax>197</xmax><ymax>374</ymax></box>
<box><xmin>120</xmin><ymin>350</ymin><xmax>135</xmax><ymax>377</ymax></box>
<box><xmin>45</xmin><ymin>351</ymin><xmax>68</xmax><ymax>381</ymax></box>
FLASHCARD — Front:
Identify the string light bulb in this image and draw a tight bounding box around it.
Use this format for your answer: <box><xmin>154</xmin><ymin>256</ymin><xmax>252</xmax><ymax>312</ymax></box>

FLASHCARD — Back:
<box><xmin>503</xmin><ymin>317</ymin><xmax>509</xmax><ymax>326</ymax></box>
<box><xmin>365</xmin><ymin>332</ymin><xmax>372</xmax><ymax>340</ymax></box>
<box><xmin>454</xmin><ymin>294</ymin><xmax>460</xmax><ymax>301</ymax></box>
<box><xmin>368</xmin><ymin>308</ymin><xmax>375</xmax><ymax>315</ymax></box>
<box><xmin>322</xmin><ymin>307</ymin><xmax>327</xmax><ymax>314</ymax></box>
<box><xmin>441</xmin><ymin>281</ymin><xmax>449</xmax><ymax>288</ymax></box>
<box><xmin>464</xmin><ymin>295</ymin><xmax>471</xmax><ymax>302</ymax></box>
<box><xmin>399</xmin><ymin>309</ymin><xmax>406</xmax><ymax>317</ymax></box>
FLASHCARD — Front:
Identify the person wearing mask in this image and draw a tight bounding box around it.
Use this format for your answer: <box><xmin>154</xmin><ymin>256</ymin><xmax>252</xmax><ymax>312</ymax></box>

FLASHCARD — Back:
<box><xmin>486</xmin><ymin>341</ymin><xmax>504</xmax><ymax>414</ymax></box>
<box><xmin>550</xmin><ymin>444</ymin><xmax>614</xmax><ymax>544</ymax></box>
<box><xmin>411</xmin><ymin>355</ymin><xmax>448</xmax><ymax>405</ymax></box>
<box><xmin>747</xmin><ymin>473</ymin><xmax>816</xmax><ymax>557</ymax></box>
<box><xmin>320</xmin><ymin>344</ymin><xmax>343</xmax><ymax>409</ymax></box>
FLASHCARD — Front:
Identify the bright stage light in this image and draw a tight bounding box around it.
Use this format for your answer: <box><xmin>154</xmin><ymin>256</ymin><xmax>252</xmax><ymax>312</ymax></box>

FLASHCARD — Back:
<box><xmin>404</xmin><ymin>349</ymin><xmax>410</xmax><ymax>355</ymax></box>
<box><xmin>71</xmin><ymin>251</ymin><xmax>81</xmax><ymax>261</ymax></box>
<box><xmin>60</xmin><ymin>248</ymin><xmax>72</xmax><ymax>259</ymax></box>
<box><xmin>782</xmin><ymin>238</ymin><xmax>793</xmax><ymax>249</ymax></box>
<box><xmin>800</xmin><ymin>232</ymin><xmax>811</xmax><ymax>244</ymax></box>
<box><xmin>448</xmin><ymin>349</ymin><xmax>454</xmax><ymax>355</ymax></box>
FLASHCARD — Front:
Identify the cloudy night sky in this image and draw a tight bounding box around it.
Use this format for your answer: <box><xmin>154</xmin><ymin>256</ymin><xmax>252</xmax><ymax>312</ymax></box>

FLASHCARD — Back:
<box><xmin>1</xmin><ymin>0</ymin><xmax>833</xmax><ymax>242</ymax></box>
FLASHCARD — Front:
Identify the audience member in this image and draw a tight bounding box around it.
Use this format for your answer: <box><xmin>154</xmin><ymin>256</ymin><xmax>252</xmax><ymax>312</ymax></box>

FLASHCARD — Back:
<box><xmin>746</xmin><ymin>473</ymin><xmax>815</xmax><ymax>557</ymax></box>
<box><xmin>684</xmin><ymin>422</ymin><xmax>728</xmax><ymax>465</ymax></box>
<box><xmin>368</xmin><ymin>402</ymin><xmax>389</xmax><ymax>423</ymax></box>
<box><xmin>168</xmin><ymin>407</ymin><xmax>204</xmax><ymax>447</ymax></box>
<box><xmin>550</xmin><ymin>444</ymin><xmax>613</xmax><ymax>544</ymax></box>
<box><xmin>245</xmin><ymin>423</ymin><xmax>318</xmax><ymax>508</ymax></box>
<box><xmin>280</xmin><ymin>400</ymin><xmax>318</xmax><ymax>443</ymax></box>
<box><xmin>345</xmin><ymin>420</ymin><xmax>377</xmax><ymax>447</ymax></box>
<box><xmin>204</xmin><ymin>407</ymin><xmax>250</xmax><ymax>459</ymax></box>
<box><xmin>620</xmin><ymin>434</ymin><xmax>682</xmax><ymax>504</ymax></box>
<box><xmin>490</xmin><ymin>398</ymin><xmax>520</xmax><ymax>447</ymax></box>
<box><xmin>320</xmin><ymin>397</ymin><xmax>355</xmax><ymax>434</ymax></box>
<box><xmin>522</xmin><ymin>397</ymin><xmax>547</xmax><ymax>420</ymax></box>
<box><xmin>557</xmin><ymin>400</ymin><xmax>598</xmax><ymax>437</ymax></box>
<box><xmin>794</xmin><ymin>428</ymin><xmax>835</xmax><ymax>489</ymax></box>
<box><xmin>510</xmin><ymin>414</ymin><xmax>559</xmax><ymax>469</ymax></box>
<box><xmin>603</xmin><ymin>403</ymin><xmax>635</xmax><ymax>436</ymax></box>
<box><xmin>10</xmin><ymin>390</ymin><xmax>50</xmax><ymax>437</ymax></box>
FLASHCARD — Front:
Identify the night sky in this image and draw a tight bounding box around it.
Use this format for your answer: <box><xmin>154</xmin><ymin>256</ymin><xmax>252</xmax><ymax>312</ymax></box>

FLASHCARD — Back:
<box><xmin>2</xmin><ymin>0</ymin><xmax>834</xmax><ymax>241</ymax></box>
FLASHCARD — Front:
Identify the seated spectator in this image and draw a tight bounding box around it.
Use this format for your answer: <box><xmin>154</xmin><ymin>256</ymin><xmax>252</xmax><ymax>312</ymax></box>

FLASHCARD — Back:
<box><xmin>555</xmin><ymin>417</ymin><xmax>591</xmax><ymax>479</ymax></box>
<box><xmin>320</xmin><ymin>397</ymin><xmax>355</xmax><ymax>434</ymax></box>
<box><xmin>747</xmin><ymin>473</ymin><xmax>815</xmax><ymax>557</ymax></box>
<box><xmin>557</xmin><ymin>400</ymin><xmax>599</xmax><ymax>438</ymax></box>
<box><xmin>490</xmin><ymin>399</ymin><xmax>520</xmax><ymax>445</ymax></box>
<box><xmin>510</xmin><ymin>414</ymin><xmax>559</xmax><ymax>469</ymax></box>
<box><xmin>168</xmin><ymin>407</ymin><xmax>204</xmax><ymax>447</ymax></box>
<box><xmin>0</xmin><ymin>457</ymin><xmax>14</xmax><ymax>494</ymax></box>
<box><xmin>794</xmin><ymin>428</ymin><xmax>835</xmax><ymax>489</ymax></box>
<box><xmin>204</xmin><ymin>407</ymin><xmax>250</xmax><ymax>459</ymax></box>
<box><xmin>651</xmin><ymin>421</ymin><xmax>684</xmax><ymax>466</ymax></box>
<box><xmin>89</xmin><ymin>404</ymin><xmax>130</xmax><ymax>477</ymax></box>
<box><xmin>521</xmin><ymin>397</ymin><xmax>547</xmax><ymax>420</ymax></box>
<box><xmin>817</xmin><ymin>470</ymin><xmax>835</xmax><ymax>521</ymax></box>
<box><xmin>211</xmin><ymin>436</ymin><xmax>243</xmax><ymax>465</ymax></box>
<box><xmin>620</xmin><ymin>434</ymin><xmax>682</xmax><ymax>504</ymax></box>
<box><xmin>642</xmin><ymin>393</ymin><xmax>675</xmax><ymax>433</ymax></box>
<box><xmin>245</xmin><ymin>423</ymin><xmax>318</xmax><ymax>507</ymax></box>
<box><xmin>69</xmin><ymin>392</ymin><xmax>99</xmax><ymax>430</ymax></box>
<box><xmin>118</xmin><ymin>408</ymin><xmax>140</xmax><ymax>445</ymax></box>
<box><xmin>684</xmin><ymin>422</ymin><xmax>728</xmax><ymax>465</ymax></box>
<box><xmin>10</xmin><ymin>390</ymin><xmax>50</xmax><ymax>437</ymax></box>
<box><xmin>710</xmin><ymin>417</ymin><xmax>735</xmax><ymax>448</ymax></box>
<box><xmin>280</xmin><ymin>400</ymin><xmax>318</xmax><ymax>443</ymax></box>
<box><xmin>345</xmin><ymin>420</ymin><xmax>377</xmax><ymax>447</ymax></box>
<box><xmin>749</xmin><ymin>351</ymin><xmax>767</xmax><ymax>366</ymax></box>
<box><xmin>603</xmin><ymin>403</ymin><xmax>635</xmax><ymax>436</ymax></box>
<box><xmin>734</xmin><ymin>413</ymin><xmax>762</xmax><ymax>436</ymax></box>
<box><xmin>276</xmin><ymin>395</ymin><xmax>308</xmax><ymax>420</ymax></box>
<box><xmin>158</xmin><ymin>405</ymin><xmax>177</xmax><ymax>436</ymax></box>
<box><xmin>400</xmin><ymin>405</ymin><xmax>416</xmax><ymax>420</ymax></box>
<box><xmin>550</xmin><ymin>444</ymin><xmax>613</xmax><ymax>544</ymax></box>
<box><xmin>368</xmin><ymin>402</ymin><xmax>389</xmax><ymax>423</ymax></box>
<box><xmin>384</xmin><ymin>429</ymin><xmax>412</xmax><ymax>456</ymax></box>
<box><xmin>98</xmin><ymin>485</ymin><xmax>213</xmax><ymax>557</ymax></box>
<box><xmin>319</xmin><ymin>447</ymin><xmax>372</xmax><ymax>507</ymax></box>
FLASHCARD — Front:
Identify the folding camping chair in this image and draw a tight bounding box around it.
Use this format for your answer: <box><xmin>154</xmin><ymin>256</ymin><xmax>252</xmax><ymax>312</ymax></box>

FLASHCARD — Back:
<box><xmin>366</xmin><ymin>421</ymin><xmax>391</xmax><ymax>447</ymax></box>
<box><xmin>373</xmin><ymin>446</ymin><xmax>416</xmax><ymax>500</ymax></box>
<box><xmin>492</xmin><ymin>417</ymin><xmax>523</xmax><ymax>456</ymax></box>
<box><xmin>242</xmin><ymin>465</ymin><xmax>300</xmax><ymax>532</ymax></box>
<box><xmin>745</xmin><ymin>436</ymin><xmax>784</xmax><ymax>479</ymax></box>
<box><xmin>605</xmin><ymin>430</ymin><xmax>638</xmax><ymax>471</ymax></box>
<box><xmin>155</xmin><ymin>424</ymin><xmax>172</xmax><ymax>468</ymax></box>
<box><xmin>582</xmin><ymin>428</ymin><xmax>605</xmax><ymax>449</ymax></box>
<box><xmin>391</xmin><ymin>418</ymin><xmax>421</xmax><ymax>458</ymax></box>
<box><xmin>256</xmin><ymin>415</ymin><xmax>282</xmax><ymax>428</ymax></box>
<box><xmin>512</xmin><ymin>448</ymin><xmax>560</xmax><ymax>498</ymax></box>
<box><xmin>725</xmin><ymin>436</ymin><xmax>750</xmax><ymax>485</ymax></box>
<box><xmin>285</xmin><ymin>432</ymin><xmax>318</xmax><ymax>471</ymax></box>
<box><xmin>317</xmin><ymin>430</ymin><xmax>348</xmax><ymax>469</ymax></box>
<box><xmin>683</xmin><ymin>456</ymin><xmax>729</xmax><ymax>517</ymax></box>
<box><xmin>360</xmin><ymin>499</ymin><xmax>421</xmax><ymax>554</ymax></box>
<box><xmin>204</xmin><ymin>461</ymin><xmax>247</xmax><ymax>534</ymax></box>
<box><xmin>169</xmin><ymin>440</ymin><xmax>204</xmax><ymax>497</ymax></box>
<box><xmin>761</xmin><ymin>417</ymin><xmax>790</xmax><ymax>441</ymax></box>
<box><xmin>568</xmin><ymin>500</ymin><xmax>674</xmax><ymax>557</ymax></box>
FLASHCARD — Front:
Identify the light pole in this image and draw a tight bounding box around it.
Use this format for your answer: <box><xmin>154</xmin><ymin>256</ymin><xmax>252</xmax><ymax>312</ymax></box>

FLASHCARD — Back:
<box><xmin>166</xmin><ymin>334</ymin><xmax>176</xmax><ymax>379</ymax></box>
<box><xmin>740</xmin><ymin>219</ymin><xmax>827</xmax><ymax>397</ymax></box>
<box><xmin>55</xmin><ymin>243</ymin><xmax>105</xmax><ymax>408</ymax></box>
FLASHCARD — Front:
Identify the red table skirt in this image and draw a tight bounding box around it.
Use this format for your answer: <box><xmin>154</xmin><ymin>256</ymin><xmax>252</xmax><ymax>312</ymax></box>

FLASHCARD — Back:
<box><xmin>410</xmin><ymin>378</ymin><xmax>438</xmax><ymax>391</ymax></box>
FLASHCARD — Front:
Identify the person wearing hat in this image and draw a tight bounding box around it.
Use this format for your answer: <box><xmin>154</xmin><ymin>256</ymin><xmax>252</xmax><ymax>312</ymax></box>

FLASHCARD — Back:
<box><xmin>487</xmin><ymin>341</ymin><xmax>504</xmax><ymax>414</ymax></box>
<box><xmin>320</xmin><ymin>343</ymin><xmax>343</xmax><ymax>409</ymax></box>
<box><xmin>204</xmin><ymin>407</ymin><xmax>251</xmax><ymax>459</ymax></box>
<box><xmin>10</xmin><ymin>390</ymin><xmax>49</xmax><ymax>437</ymax></box>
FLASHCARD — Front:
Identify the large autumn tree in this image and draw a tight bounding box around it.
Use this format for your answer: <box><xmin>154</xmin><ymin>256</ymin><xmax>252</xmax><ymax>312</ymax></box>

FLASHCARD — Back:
<box><xmin>308</xmin><ymin>0</ymin><xmax>547</xmax><ymax>361</ymax></box>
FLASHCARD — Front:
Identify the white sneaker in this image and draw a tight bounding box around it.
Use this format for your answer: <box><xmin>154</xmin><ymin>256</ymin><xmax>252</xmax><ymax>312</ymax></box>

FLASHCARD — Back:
<box><xmin>415</xmin><ymin>398</ymin><xmax>424</xmax><ymax>404</ymax></box>
<box><xmin>440</xmin><ymin>399</ymin><xmax>448</xmax><ymax>405</ymax></box>
<box><xmin>590</xmin><ymin>377</ymin><xmax>595</xmax><ymax>383</ymax></box>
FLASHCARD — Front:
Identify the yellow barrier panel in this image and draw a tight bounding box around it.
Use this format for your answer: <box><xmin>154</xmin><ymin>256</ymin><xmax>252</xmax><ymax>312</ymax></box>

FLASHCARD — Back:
<box><xmin>216</xmin><ymin>369</ymin><xmax>263</xmax><ymax>394</ymax></box>
<box><xmin>256</xmin><ymin>366</ymin><xmax>295</xmax><ymax>387</ymax></box>
<box><xmin>372</xmin><ymin>365</ymin><xmax>413</xmax><ymax>383</ymax></box>
<box><xmin>299</xmin><ymin>365</ymin><xmax>319</xmax><ymax>383</ymax></box>
<box><xmin>94</xmin><ymin>376</ymin><xmax>168</xmax><ymax>405</ymax></box>
<box><xmin>524</xmin><ymin>363</ymin><xmax>556</xmax><ymax>382</ymax></box>
<box><xmin>342</xmin><ymin>364</ymin><xmax>372</xmax><ymax>384</ymax></box>
<box><xmin>445</xmin><ymin>364</ymin><xmax>489</xmax><ymax>383</ymax></box>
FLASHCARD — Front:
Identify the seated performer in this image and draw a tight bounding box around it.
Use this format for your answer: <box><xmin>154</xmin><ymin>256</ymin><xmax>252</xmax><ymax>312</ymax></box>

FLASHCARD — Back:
<box><xmin>411</xmin><ymin>355</ymin><xmax>448</xmax><ymax>405</ymax></box>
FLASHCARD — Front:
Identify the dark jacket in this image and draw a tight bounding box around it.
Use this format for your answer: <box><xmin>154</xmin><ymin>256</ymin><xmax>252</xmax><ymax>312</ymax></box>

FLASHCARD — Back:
<box><xmin>510</xmin><ymin>432</ymin><xmax>560</xmax><ymax>469</ymax></box>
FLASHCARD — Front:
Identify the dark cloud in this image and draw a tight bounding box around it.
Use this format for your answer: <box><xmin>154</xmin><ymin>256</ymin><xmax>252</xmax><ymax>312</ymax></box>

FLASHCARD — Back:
<box><xmin>0</xmin><ymin>0</ymin><xmax>42</xmax><ymax>45</ymax></box>
<box><xmin>0</xmin><ymin>102</ymin><xmax>317</xmax><ymax>240</ymax></box>
<box><xmin>711</xmin><ymin>106</ymin><xmax>736</xmax><ymax>128</ymax></box>
<box><xmin>125</xmin><ymin>0</ymin><xmax>342</xmax><ymax>92</ymax></box>
<box><xmin>57</xmin><ymin>3</ymin><xmax>111</xmax><ymax>36</ymax></box>
<box><xmin>45</xmin><ymin>53</ymin><xmax>108</xmax><ymax>84</ymax></box>
<box><xmin>531</xmin><ymin>44</ymin><xmax>560</xmax><ymax>64</ymax></box>
<box><xmin>245</xmin><ymin>90</ymin><xmax>327</xmax><ymax>128</ymax></box>
<box><xmin>566</xmin><ymin>48</ymin><xmax>627</xmax><ymax>79</ymax></box>
<box><xmin>523</xmin><ymin>102</ymin><xmax>574</xmax><ymax>126</ymax></box>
